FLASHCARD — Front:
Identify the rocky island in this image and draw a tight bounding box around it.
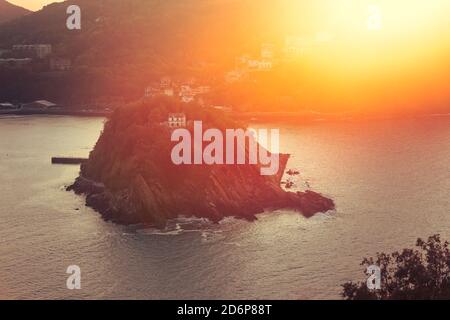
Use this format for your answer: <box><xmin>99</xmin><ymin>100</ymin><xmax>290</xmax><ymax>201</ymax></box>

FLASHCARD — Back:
<box><xmin>68</xmin><ymin>97</ymin><xmax>334</xmax><ymax>227</ymax></box>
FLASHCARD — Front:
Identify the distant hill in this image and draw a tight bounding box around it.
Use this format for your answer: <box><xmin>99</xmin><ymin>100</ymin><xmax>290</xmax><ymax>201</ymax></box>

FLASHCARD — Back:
<box><xmin>0</xmin><ymin>0</ymin><xmax>448</xmax><ymax>114</ymax></box>
<box><xmin>0</xmin><ymin>0</ymin><xmax>273</xmax><ymax>66</ymax></box>
<box><xmin>0</xmin><ymin>0</ymin><xmax>281</xmax><ymax>105</ymax></box>
<box><xmin>0</xmin><ymin>0</ymin><xmax>30</xmax><ymax>24</ymax></box>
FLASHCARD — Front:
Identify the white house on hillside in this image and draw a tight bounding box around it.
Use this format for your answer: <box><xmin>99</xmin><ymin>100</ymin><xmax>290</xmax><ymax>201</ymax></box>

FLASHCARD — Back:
<box><xmin>168</xmin><ymin>113</ymin><xmax>186</xmax><ymax>128</ymax></box>
<box><xmin>181</xmin><ymin>94</ymin><xmax>195</xmax><ymax>103</ymax></box>
<box><xmin>163</xmin><ymin>88</ymin><xmax>175</xmax><ymax>97</ymax></box>
<box><xmin>160</xmin><ymin>77</ymin><xmax>172</xmax><ymax>88</ymax></box>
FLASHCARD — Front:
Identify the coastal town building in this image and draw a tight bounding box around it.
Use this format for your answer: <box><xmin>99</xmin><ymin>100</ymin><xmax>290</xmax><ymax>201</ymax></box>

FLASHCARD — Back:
<box><xmin>144</xmin><ymin>79</ymin><xmax>210</xmax><ymax>103</ymax></box>
<box><xmin>247</xmin><ymin>59</ymin><xmax>272</xmax><ymax>71</ymax></box>
<box><xmin>22</xmin><ymin>100</ymin><xmax>61</xmax><ymax>110</ymax></box>
<box><xmin>229</xmin><ymin>45</ymin><xmax>276</xmax><ymax>78</ymax></box>
<box><xmin>179</xmin><ymin>85</ymin><xmax>210</xmax><ymax>103</ymax></box>
<box><xmin>179</xmin><ymin>85</ymin><xmax>195</xmax><ymax>103</ymax></box>
<box><xmin>144</xmin><ymin>86</ymin><xmax>157</xmax><ymax>98</ymax></box>
<box><xmin>163</xmin><ymin>88</ymin><xmax>175</xmax><ymax>97</ymax></box>
<box><xmin>212</xmin><ymin>105</ymin><xmax>233</xmax><ymax>113</ymax></box>
<box><xmin>50</xmin><ymin>57</ymin><xmax>71</xmax><ymax>71</ymax></box>
<box><xmin>0</xmin><ymin>58</ymin><xmax>32</xmax><ymax>68</ymax></box>
<box><xmin>160</xmin><ymin>77</ymin><xmax>172</xmax><ymax>88</ymax></box>
<box><xmin>0</xmin><ymin>102</ymin><xmax>16</xmax><ymax>110</ymax></box>
<box><xmin>12</xmin><ymin>44</ymin><xmax>52</xmax><ymax>59</ymax></box>
<box><xmin>168</xmin><ymin>113</ymin><xmax>186</xmax><ymax>128</ymax></box>
<box><xmin>181</xmin><ymin>94</ymin><xmax>195</xmax><ymax>103</ymax></box>
<box><xmin>145</xmin><ymin>85</ymin><xmax>175</xmax><ymax>98</ymax></box>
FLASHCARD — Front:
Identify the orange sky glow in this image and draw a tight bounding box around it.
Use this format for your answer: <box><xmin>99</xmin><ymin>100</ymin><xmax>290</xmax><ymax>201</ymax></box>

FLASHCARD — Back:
<box><xmin>270</xmin><ymin>0</ymin><xmax>450</xmax><ymax>113</ymax></box>
<box><xmin>6</xmin><ymin>0</ymin><xmax>450</xmax><ymax>113</ymax></box>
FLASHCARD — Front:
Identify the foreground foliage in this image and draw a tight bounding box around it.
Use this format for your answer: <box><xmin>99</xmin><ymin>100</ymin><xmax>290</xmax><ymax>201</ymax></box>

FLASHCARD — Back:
<box><xmin>342</xmin><ymin>235</ymin><xmax>450</xmax><ymax>300</ymax></box>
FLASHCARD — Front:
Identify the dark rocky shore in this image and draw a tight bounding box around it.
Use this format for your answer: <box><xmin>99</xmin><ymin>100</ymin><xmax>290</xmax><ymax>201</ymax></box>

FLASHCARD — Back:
<box><xmin>68</xmin><ymin>161</ymin><xmax>335</xmax><ymax>227</ymax></box>
<box><xmin>68</xmin><ymin>98</ymin><xmax>335</xmax><ymax>227</ymax></box>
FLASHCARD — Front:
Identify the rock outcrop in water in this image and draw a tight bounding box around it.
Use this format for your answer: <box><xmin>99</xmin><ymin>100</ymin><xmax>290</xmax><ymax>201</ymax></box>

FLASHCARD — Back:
<box><xmin>68</xmin><ymin>98</ymin><xmax>334</xmax><ymax>227</ymax></box>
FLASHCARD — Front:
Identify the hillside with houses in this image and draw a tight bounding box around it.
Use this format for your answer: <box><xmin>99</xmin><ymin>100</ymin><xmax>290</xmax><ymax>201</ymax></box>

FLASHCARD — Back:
<box><xmin>0</xmin><ymin>0</ymin><xmax>352</xmax><ymax>115</ymax></box>
<box><xmin>1</xmin><ymin>0</ymin><xmax>447</xmax><ymax>116</ymax></box>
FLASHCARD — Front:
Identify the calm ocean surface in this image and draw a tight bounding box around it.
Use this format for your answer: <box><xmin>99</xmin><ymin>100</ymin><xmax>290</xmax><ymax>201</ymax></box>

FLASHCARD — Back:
<box><xmin>0</xmin><ymin>115</ymin><xmax>449</xmax><ymax>299</ymax></box>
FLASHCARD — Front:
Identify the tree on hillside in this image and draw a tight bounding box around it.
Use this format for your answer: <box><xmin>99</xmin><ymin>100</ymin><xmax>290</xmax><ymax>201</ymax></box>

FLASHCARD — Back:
<box><xmin>342</xmin><ymin>234</ymin><xmax>450</xmax><ymax>300</ymax></box>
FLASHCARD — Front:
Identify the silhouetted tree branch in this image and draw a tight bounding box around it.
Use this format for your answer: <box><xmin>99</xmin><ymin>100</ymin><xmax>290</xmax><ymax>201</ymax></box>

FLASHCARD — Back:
<box><xmin>342</xmin><ymin>235</ymin><xmax>450</xmax><ymax>300</ymax></box>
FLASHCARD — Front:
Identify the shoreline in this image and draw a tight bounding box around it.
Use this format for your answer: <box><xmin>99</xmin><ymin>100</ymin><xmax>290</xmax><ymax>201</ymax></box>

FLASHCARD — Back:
<box><xmin>1</xmin><ymin>109</ymin><xmax>449</xmax><ymax>122</ymax></box>
<box><xmin>68</xmin><ymin>169</ymin><xmax>336</xmax><ymax>228</ymax></box>
<box><xmin>0</xmin><ymin>109</ymin><xmax>111</xmax><ymax>117</ymax></box>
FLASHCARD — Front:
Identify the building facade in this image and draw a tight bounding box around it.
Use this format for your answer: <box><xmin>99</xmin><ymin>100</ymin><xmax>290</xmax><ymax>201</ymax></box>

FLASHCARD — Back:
<box><xmin>168</xmin><ymin>113</ymin><xmax>186</xmax><ymax>128</ymax></box>
<box><xmin>12</xmin><ymin>44</ymin><xmax>52</xmax><ymax>59</ymax></box>
<box><xmin>50</xmin><ymin>57</ymin><xmax>71</xmax><ymax>71</ymax></box>
<box><xmin>0</xmin><ymin>58</ymin><xmax>32</xmax><ymax>68</ymax></box>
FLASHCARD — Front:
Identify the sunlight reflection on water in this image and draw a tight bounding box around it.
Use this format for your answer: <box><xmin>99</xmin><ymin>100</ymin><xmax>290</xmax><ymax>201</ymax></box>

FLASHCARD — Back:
<box><xmin>0</xmin><ymin>115</ymin><xmax>449</xmax><ymax>299</ymax></box>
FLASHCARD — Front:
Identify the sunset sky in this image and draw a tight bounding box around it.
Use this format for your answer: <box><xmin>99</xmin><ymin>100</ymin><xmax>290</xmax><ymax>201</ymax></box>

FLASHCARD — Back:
<box><xmin>277</xmin><ymin>0</ymin><xmax>450</xmax><ymax>112</ymax></box>
<box><xmin>8</xmin><ymin>0</ymin><xmax>62</xmax><ymax>11</ymax></box>
<box><xmin>5</xmin><ymin>0</ymin><xmax>449</xmax><ymax>113</ymax></box>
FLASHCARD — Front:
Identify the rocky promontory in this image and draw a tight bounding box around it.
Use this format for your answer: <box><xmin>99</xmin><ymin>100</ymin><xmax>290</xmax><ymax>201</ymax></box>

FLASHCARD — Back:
<box><xmin>68</xmin><ymin>98</ymin><xmax>334</xmax><ymax>227</ymax></box>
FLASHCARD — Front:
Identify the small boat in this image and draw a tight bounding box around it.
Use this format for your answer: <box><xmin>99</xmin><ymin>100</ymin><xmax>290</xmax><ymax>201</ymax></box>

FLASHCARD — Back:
<box><xmin>286</xmin><ymin>169</ymin><xmax>300</xmax><ymax>176</ymax></box>
<box><xmin>285</xmin><ymin>181</ymin><xmax>295</xmax><ymax>189</ymax></box>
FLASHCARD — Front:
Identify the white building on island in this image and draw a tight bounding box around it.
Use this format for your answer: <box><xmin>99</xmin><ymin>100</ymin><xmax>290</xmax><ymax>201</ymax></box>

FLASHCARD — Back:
<box><xmin>168</xmin><ymin>113</ymin><xmax>186</xmax><ymax>128</ymax></box>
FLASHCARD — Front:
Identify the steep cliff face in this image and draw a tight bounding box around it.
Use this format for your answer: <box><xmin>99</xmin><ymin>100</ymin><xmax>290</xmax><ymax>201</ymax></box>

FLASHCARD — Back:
<box><xmin>69</xmin><ymin>98</ymin><xmax>334</xmax><ymax>227</ymax></box>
